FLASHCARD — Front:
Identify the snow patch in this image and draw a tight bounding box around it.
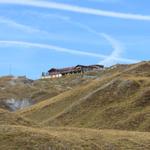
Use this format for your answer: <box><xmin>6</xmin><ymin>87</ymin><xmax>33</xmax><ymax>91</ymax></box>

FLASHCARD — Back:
<box><xmin>5</xmin><ymin>99</ymin><xmax>33</xmax><ymax>111</ymax></box>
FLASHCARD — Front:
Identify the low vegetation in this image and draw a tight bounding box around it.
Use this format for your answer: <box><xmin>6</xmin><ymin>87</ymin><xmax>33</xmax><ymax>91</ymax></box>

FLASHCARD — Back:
<box><xmin>0</xmin><ymin>125</ymin><xmax>150</xmax><ymax>150</ymax></box>
<box><xmin>0</xmin><ymin>61</ymin><xmax>150</xmax><ymax>149</ymax></box>
<box><xmin>0</xmin><ymin>74</ymin><xmax>93</xmax><ymax>111</ymax></box>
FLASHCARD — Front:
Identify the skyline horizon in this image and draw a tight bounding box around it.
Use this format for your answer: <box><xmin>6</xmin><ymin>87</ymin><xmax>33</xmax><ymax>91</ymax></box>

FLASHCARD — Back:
<box><xmin>0</xmin><ymin>0</ymin><xmax>150</xmax><ymax>79</ymax></box>
<box><xmin>1</xmin><ymin>60</ymin><xmax>148</xmax><ymax>79</ymax></box>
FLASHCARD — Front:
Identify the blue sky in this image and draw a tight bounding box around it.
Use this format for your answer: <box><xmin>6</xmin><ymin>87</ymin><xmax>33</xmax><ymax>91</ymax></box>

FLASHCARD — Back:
<box><xmin>0</xmin><ymin>0</ymin><xmax>150</xmax><ymax>79</ymax></box>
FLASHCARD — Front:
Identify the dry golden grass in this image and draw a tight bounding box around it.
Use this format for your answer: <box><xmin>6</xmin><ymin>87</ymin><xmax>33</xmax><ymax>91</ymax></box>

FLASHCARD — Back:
<box><xmin>15</xmin><ymin>62</ymin><xmax>150</xmax><ymax>132</ymax></box>
<box><xmin>0</xmin><ymin>74</ymin><xmax>94</xmax><ymax>111</ymax></box>
<box><xmin>0</xmin><ymin>125</ymin><xmax>150</xmax><ymax>150</ymax></box>
<box><xmin>0</xmin><ymin>62</ymin><xmax>150</xmax><ymax>149</ymax></box>
<box><xmin>0</xmin><ymin>108</ymin><xmax>36</xmax><ymax>127</ymax></box>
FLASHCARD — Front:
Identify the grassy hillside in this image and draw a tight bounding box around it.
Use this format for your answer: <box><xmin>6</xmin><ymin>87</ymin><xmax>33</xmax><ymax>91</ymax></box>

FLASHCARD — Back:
<box><xmin>18</xmin><ymin>62</ymin><xmax>150</xmax><ymax>132</ymax></box>
<box><xmin>0</xmin><ymin>108</ymin><xmax>36</xmax><ymax>127</ymax></box>
<box><xmin>0</xmin><ymin>62</ymin><xmax>150</xmax><ymax>149</ymax></box>
<box><xmin>0</xmin><ymin>74</ymin><xmax>93</xmax><ymax>110</ymax></box>
<box><xmin>0</xmin><ymin>125</ymin><xmax>150</xmax><ymax>150</ymax></box>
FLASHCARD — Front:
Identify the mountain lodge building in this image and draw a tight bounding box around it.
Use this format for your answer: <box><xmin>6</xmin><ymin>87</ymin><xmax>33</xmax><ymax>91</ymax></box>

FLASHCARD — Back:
<box><xmin>41</xmin><ymin>65</ymin><xmax>104</xmax><ymax>79</ymax></box>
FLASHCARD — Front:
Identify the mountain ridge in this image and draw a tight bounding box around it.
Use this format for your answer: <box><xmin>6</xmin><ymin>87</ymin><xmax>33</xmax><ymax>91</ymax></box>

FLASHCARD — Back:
<box><xmin>0</xmin><ymin>61</ymin><xmax>150</xmax><ymax>149</ymax></box>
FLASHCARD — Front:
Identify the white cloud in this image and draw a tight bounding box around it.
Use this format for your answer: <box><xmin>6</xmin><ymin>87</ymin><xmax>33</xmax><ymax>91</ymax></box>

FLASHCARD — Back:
<box><xmin>24</xmin><ymin>11</ymin><xmax>70</xmax><ymax>21</ymax></box>
<box><xmin>0</xmin><ymin>16</ymin><xmax>48</xmax><ymax>34</ymax></box>
<box><xmin>0</xmin><ymin>11</ymin><xmax>137</xmax><ymax>65</ymax></box>
<box><xmin>0</xmin><ymin>2</ymin><xmax>140</xmax><ymax>66</ymax></box>
<box><xmin>52</xmin><ymin>18</ymin><xmax>126</xmax><ymax>65</ymax></box>
<box><xmin>99</xmin><ymin>33</ymin><xmax>123</xmax><ymax>66</ymax></box>
<box><xmin>39</xmin><ymin>13</ymin><xmax>70</xmax><ymax>21</ymax></box>
<box><xmin>87</xmin><ymin>0</ymin><xmax>121</xmax><ymax>3</ymax></box>
<box><xmin>0</xmin><ymin>40</ymin><xmax>138</xmax><ymax>63</ymax></box>
<box><xmin>0</xmin><ymin>0</ymin><xmax>150</xmax><ymax>21</ymax></box>
<box><xmin>66</xmin><ymin>21</ymin><xmax>126</xmax><ymax>66</ymax></box>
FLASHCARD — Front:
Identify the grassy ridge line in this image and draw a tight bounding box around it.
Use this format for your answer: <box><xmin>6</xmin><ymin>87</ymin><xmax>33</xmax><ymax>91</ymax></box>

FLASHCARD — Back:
<box><xmin>17</xmin><ymin>72</ymin><xmax>120</xmax><ymax>121</ymax></box>
<box><xmin>17</xmin><ymin>62</ymin><xmax>144</xmax><ymax>117</ymax></box>
<box><xmin>42</xmin><ymin>62</ymin><xmax>150</xmax><ymax>128</ymax></box>
<box><xmin>43</xmin><ymin>77</ymin><xmax>120</xmax><ymax>123</ymax></box>
<box><xmin>44</xmin><ymin>77</ymin><xmax>150</xmax><ymax>131</ymax></box>
<box><xmin>0</xmin><ymin>74</ymin><xmax>92</xmax><ymax>111</ymax></box>
<box><xmin>16</xmin><ymin>62</ymin><xmax>150</xmax><ymax>131</ymax></box>
<box><xmin>0</xmin><ymin>125</ymin><xmax>150</xmax><ymax>150</ymax></box>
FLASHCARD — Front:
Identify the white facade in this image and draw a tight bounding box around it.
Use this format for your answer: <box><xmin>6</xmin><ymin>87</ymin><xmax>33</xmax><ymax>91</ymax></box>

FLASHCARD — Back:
<box><xmin>41</xmin><ymin>74</ymin><xmax>62</xmax><ymax>79</ymax></box>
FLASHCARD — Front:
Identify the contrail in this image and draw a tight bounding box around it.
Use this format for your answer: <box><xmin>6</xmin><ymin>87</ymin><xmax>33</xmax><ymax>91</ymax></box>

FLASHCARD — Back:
<box><xmin>64</xmin><ymin>21</ymin><xmax>125</xmax><ymax>65</ymax></box>
<box><xmin>0</xmin><ymin>16</ymin><xmax>46</xmax><ymax>34</ymax></box>
<box><xmin>88</xmin><ymin>0</ymin><xmax>120</xmax><ymax>3</ymax></box>
<box><xmin>0</xmin><ymin>40</ymin><xmax>138</xmax><ymax>63</ymax></box>
<box><xmin>55</xmin><ymin>18</ymin><xmax>125</xmax><ymax>65</ymax></box>
<box><xmin>99</xmin><ymin>33</ymin><xmax>123</xmax><ymax>66</ymax></box>
<box><xmin>0</xmin><ymin>0</ymin><xmax>150</xmax><ymax>21</ymax></box>
<box><xmin>0</xmin><ymin>13</ymin><xmax>130</xmax><ymax>65</ymax></box>
<box><xmin>0</xmin><ymin>12</ymin><xmax>136</xmax><ymax>65</ymax></box>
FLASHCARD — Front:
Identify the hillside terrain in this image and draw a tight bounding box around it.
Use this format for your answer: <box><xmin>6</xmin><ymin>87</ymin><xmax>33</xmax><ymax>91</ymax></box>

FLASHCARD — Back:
<box><xmin>0</xmin><ymin>61</ymin><xmax>150</xmax><ymax>150</ymax></box>
<box><xmin>0</xmin><ymin>74</ymin><xmax>93</xmax><ymax>111</ymax></box>
<box><xmin>19</xmin><ymin>61</ymin><xmax>150</xmax><ymax>132</ymax></box>
<box><xmin>0</xmin><ymin>126</ymin><xmax>150</xmax><ymax>150</ymax></box>
<box><xmin>0</xmin><ymin>108</ymin><xmax>36</xmax><ymax>127</ymax></box>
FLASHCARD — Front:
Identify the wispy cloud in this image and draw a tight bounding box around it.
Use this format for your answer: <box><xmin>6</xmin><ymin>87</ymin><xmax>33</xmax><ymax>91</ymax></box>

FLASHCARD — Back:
<box><xmin>0</xmin><ymin>40</ymin><xmax>138</xmax><ymax>63</ymax></box>
<box><xmin>0</xmin><ymin>12</ymin><xmax>136</xmax><ymax>65</ymax></box>
<box><xmin>32</xmin><ymin>12</ymin><xmax>70</xmax><ymax>21</ymax></box>
<box><xmin>0</xmin><ymin>16</ymin><xmax>48</xmax><ymax>34</ymax></box>
<box><xmin>67</xmin><ymin>21</ymin><xmax>125</xmax><ymax>66</ymax></box>
<box><xmin>48</xmin><ymin>16</ymin><xmax>125</xmax><ymax>65</ymax></box>
<box><xmin>99</xmin><ymin>33</ymin><xmax>123</xmax><ymax>66</ymax></box>
<box><xmin>87</xmin><ymin>0</ymin><xmax>121</xmax><ymax>3</ymax></box>
<box><xmin>0</xmin><ymin>0</ymin><xmax>150</xmax><ymax>21</ymax></box>
<box><xmin>0</xmin><ymin>11</ymin><xmax>136</xmax><ymax>65</ymax></box>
